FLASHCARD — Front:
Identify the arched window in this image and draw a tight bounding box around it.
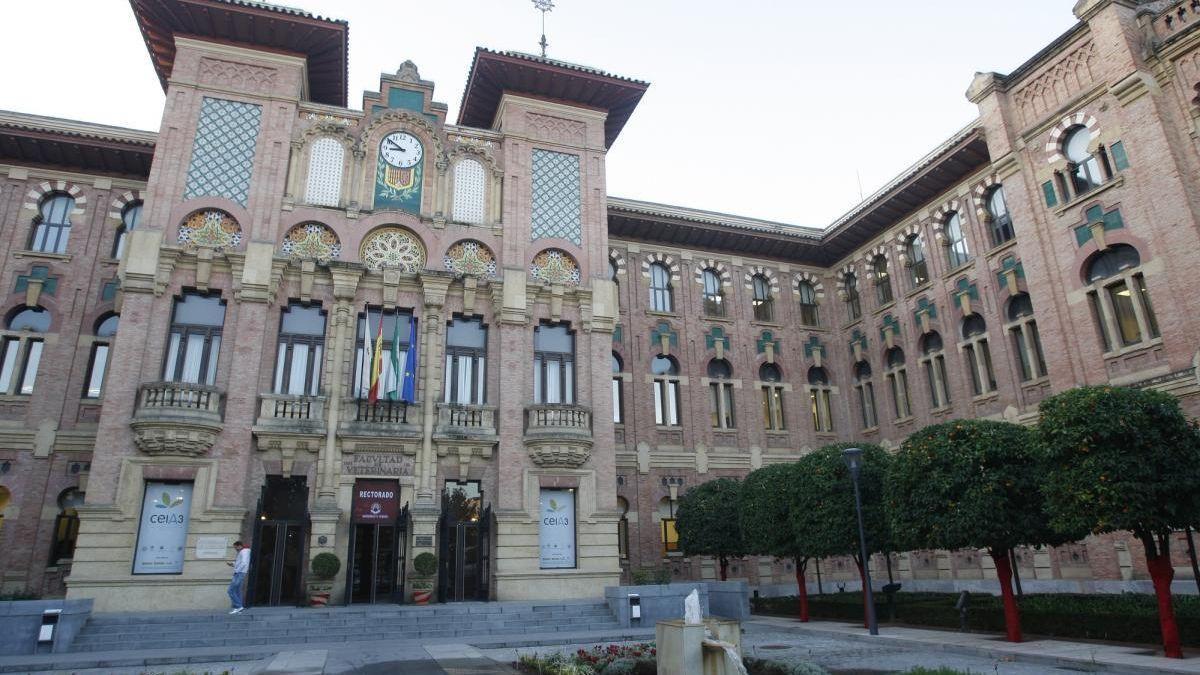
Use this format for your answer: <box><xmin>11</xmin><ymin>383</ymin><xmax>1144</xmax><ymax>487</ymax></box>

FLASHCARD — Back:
<box><xmin>616</xmin><ymin>496</ymin><xmax>630</xmax><ymax>561</ymax></box>
<box><xmin>1064</xmin><ymin>126</ymin><xmax>1105</xmax><ymax>196</ymax></box>
<box><xmin>920</xmin><ymin>331</ymin><xmax>950</xmax><ymax>408</ymax></box>
<box><xmin>854</xmin><ymin>361</ymin><xmax>877</xmax><ymax>429</ymax></box>
<box><xmin>31</xmin><ymin>193</ymin><xmax>73</xmax><ymax>254</ymax></box>
<box><xmin>987</xmin><ymin>187</ymin><xmax>1014</xmax><ymax>247</ymax></box>
<box><xmin>0</xmin><ymin>306</ymin><xmax>50</xmax><ymax>395</ymax></box>
<box><xmin>84</xmin><ymin>313</ymin><xmax>119</xmax><ymax>398</ymax></box>
<box><xmin>906</xmin><ymin>235</ymin><xmax>930</xmax><ymax>287</ymax></box>
<box><xmin>304</xmin><ymin>137</ymin><xmax>345</xmax><ymax>207</ymax></box>
<box><xmin>164</xmin><ymin>293</ymin><xmax>226</xmax><ymax>385</ymax></box>
<box><xmin>113</xmin><ymin>201</ymin><xmax>142</xmax><ymax>259</ymax></box>
<box><xmin>445</xmin><ymin>316</ymin><xmax>487</xmax><ymax>405</ymax></box>
<box><xmin>873</xmin><ymin>255</ymin><xmax>893</xmax><ymax>306</ymax></box>
<box><xmin>707</xmin><ymin>359</ymin><xmax>735</xmax><ymax>429</ymax></box>
<box><xmin>451</xmin><ymin>158</ymin><xmax>486</xmax><ymax>224</ymax></box>
<box><xmin>612</xmin><ymin>352</ymin><xmax>624</xmax><ymax>424</ymax></box>
<box><xmin>49</xmin><ymin>487</ymin><xmax>85</xmax><ymax>564</ymax></box>
<box><xmin>759</xmin><ymin>363</ymin><xmax>786</xmax><ymax>431</ymax></box>
<box><xmin>751</xmin><ymin>275</ymin><xmax>774</xmax><ymax>322</ymax></box>
<box><xmin>651</xmin><ymin>355</ymin><xmax>681</xmax><ymax>427</ymax></box>
<box><xmin>807</xmin><ymin>366</ymin><xmax>833</xmax><ymax>433</ymax></box>
<box><xmin>701</xmin><ymin>269</ymin><xmax>725</xmax><ymax>317</ymax></box>
<box><xmin>845</xmin><ymin>272</ymin><xmax>861</xmax><ymax>321</ymax></box>
<box><xmin>797</xmin><ymin>282</ymin><xmax>819</xmax><ymax>327</ymax></box>
<box><xmin>961</xmin><ymin>314</ymin><xmax>997</xmax><ymax>395</ymax></box>
<box><xmin>945</xmin><ymin>213</ymin><xmax>970</xmax><ymax>268</ymax></box>
<box><xmin>884</xmin><ymin>347</ymin><xmax>911</xmax><ymax>420</ymax></box>
<box><xmin>1006</xmin><ymin>294</ymin><xmax>1047</xmax><ymax>381</ymax></box>
<box><xmin>1084</xmin><ymin>244</ymin><xmax>1158</xmax><ymax>352</ymax></box>
<box><xmin>534</xmin><ymin>323</ymin><xmax>574</xmax><ymax>404</ymax></box>
<box><xmin>648</xmin><ymin>263</ymin><xmax>673</xmax><ymax>313</ymax></box>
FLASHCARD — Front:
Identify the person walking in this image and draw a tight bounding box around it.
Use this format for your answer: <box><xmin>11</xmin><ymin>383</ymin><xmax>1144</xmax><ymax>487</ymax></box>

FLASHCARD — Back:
<box><xmin>227</xmin><ymin>540</ymin><xmax>250</xmax><ymax>614</ymax></box>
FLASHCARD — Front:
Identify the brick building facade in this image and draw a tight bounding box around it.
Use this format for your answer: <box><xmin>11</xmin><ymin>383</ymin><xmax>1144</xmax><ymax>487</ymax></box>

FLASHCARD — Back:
<box><xmin>1</xmin><ymin>0</ymin><xmax>1199</xmax><ymax>609</ymax></box>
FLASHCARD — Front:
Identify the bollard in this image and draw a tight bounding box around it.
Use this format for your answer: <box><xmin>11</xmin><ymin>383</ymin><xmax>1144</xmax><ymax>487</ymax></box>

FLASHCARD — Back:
<box><xmin>954</xmin><ymin>590</ymin><xmax>970</xmax><ymax>632</ymax></box>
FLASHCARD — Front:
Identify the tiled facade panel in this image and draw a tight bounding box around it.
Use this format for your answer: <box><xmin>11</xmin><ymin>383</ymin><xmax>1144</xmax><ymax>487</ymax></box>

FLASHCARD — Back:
<box><xmin>182</xmin><ymin>97</ymin><xmax>262</xmax><ymax>206</ymax></box>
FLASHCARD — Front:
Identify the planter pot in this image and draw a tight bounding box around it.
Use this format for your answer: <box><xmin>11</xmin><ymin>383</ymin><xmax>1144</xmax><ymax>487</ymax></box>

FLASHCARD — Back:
<box><xmin>309</xmin><ymin>590</ymin><xmax>331</xmax><ymax>607</ymax></box>
<box><xmin>412</xmin><ymin>588</ymin><xmax>432</xmax><ymax>605</ymax></box>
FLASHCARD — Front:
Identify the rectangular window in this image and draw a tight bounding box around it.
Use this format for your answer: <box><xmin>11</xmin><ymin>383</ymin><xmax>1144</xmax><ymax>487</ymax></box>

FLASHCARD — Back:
<box><xmin>84</xmin><ymin>343</ymin><xmax>111</xmax><ymax>398</ymax></box>
<box><xmin>1110</xmin><ymin>141</ymin><xmax>1129</xmax><ymax>171</ymax></box>
<box><xmin>761</xmin><ymin>386</ymin><xmax>785</xmax><ymax>431</ymax></box>
<box><xmin>1041</xmin><ymin>181</ymin><xmax>1058</xmax><ymax>208</ymax></box>
<box><xmin>858</xmin><ymin>382</ymin><xmax>877</xmax><ymax>429</ymax></box>
<box><xmin>17</xmin><ymin>340</ymin><xmax>42</xmax><ymax>395</ymax></box>
<box><xmin>654</xmin><ymin>379</ymin><xmax>680</xmax><ymax>426</ymax></box>
<box><xmin>612</xmin><ymin>377</ymin><xmax>623</xmax><ymax>423</ymax></box>
<box><xmin>0</xmin><ymin>337</ymin><xmax>20</xmax><ymax>393</ymax></box>
<box><xmin>534</xmin><ymin>324</ymin><xmax>575</xmax><ymax>404</ymax></box>
<box><xmin>274</xmin><ymin>303</ymin><xmax>326</xmax><ymax>397</ymax></box>
<box><xmin>847</xmin><ymin>294</ymin><xmax>861</xmax><ymax>321</ymax></box>
<box><xmin>354</xmin><ymin>309</ymin><xmax>412</xmax><ymax>399</ymax></box>
<box><xmin>618</xmin><ymin>517</ymin><xmax>629</xmax><ymax>560</ymax></box>
<box><xmin>889</xmin><ymin>370</ymin><xmax>910</xmax><ymax>419</ymax></box>
<box><xmin>709</xmin><ymin>382</ymin><xmax>735</xmax><ymax>429</ymax></box>
<box><xmin>1087</xmin><ymin>291</ymin><xmax>1111</xmax><ymax>352</ymax></box>
<box><xmin>1011</xmin><ymin>327</ymin><xmax>1033</xmax><ymax>381</ymax></box>
<box><xmin>163</xmin><ymin>293</ymin><xmax>226</xmax><ymax>385</ymax></box>
<box><xmin>1135</xmin><ymin>274</ymin><xmax>1159</xmax><ymax>338</ymax></box>
<box><xmin>661</xmin><ymin>518</ymin><xmax>679</xmax><ymax>555</ymax></box>
<box><xmin>1107</xmin><ymin>280</ymin><xmax>1142</xmax><ymax>346</ymax></box>
<box><xmin>444</xmin><ymin>317</ymin><xmax>487</xmax><ymax>405</ymax></box>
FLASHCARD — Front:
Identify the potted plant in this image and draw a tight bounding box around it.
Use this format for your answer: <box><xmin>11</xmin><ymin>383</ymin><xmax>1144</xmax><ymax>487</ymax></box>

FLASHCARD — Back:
<box><xmin>308</xmin><ymin>552</ymin><xmax>340</xmax><ymax>607</ymax></box>
<box><xmin>411</xmin><ymin>552</ymin><xmax>437</xmax><ymax>605</ymax></box>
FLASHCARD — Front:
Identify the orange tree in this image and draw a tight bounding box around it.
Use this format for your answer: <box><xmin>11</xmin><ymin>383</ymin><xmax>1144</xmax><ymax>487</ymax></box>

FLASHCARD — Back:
<box><xmin>1037</xmin><ymin>386</ymin><xmax>1200</xmax><ymax>658</ymax></box>
<box><xmin>676</xmin><ymin>477</ymin><xmax>744</xmax><ymax>581</ymax></box>
<box><xmin>738</xmin><ymin>463</ymin><xmax>813</xmax><ymax>620</ymax></box>
<box><xmin>792</xmin><ymin>442</ymin><xmax>892</xmax><ymax>628</ymax></box>
<box><xmin>885</xmin><ymin>420</ymin><xmax>1051</xmax><ymax>643</ymax></box>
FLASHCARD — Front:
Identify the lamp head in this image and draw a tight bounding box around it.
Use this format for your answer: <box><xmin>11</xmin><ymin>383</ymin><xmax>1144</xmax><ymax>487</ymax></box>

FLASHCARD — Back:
<box><xmin>842</xmin><ymin>447</ymin><xmax>864</xmax><ymax>474</ymax></box>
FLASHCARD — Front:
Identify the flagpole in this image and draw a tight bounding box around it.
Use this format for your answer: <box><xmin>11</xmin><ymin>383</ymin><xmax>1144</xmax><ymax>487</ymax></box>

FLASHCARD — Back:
<box><xmin>360</xmin><ymin>303</ymin><xmax>371</xmax><ymax>401</ymax></box>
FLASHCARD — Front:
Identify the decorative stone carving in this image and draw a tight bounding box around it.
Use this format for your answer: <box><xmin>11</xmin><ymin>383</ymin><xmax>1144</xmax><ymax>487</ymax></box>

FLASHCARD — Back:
<box><xmin>198</xmin><ymin>57</ymin><xmax>278</xmax><ymax>92</ymax></box>
<box><xmin>443</xmin><ymin>240</ymin><xmax>497</xmax><ymax>278</ymax></box>
<box><xmin>1012</xmin><ymin>41</ymin><xmax>1096</xmax><ymax>129</ymax></box>
<box><xmin>526</xmin><ymin>112</ymin><xmax>586</xmax><ymax>145</ymax></box>
<box><xmin>528</xmin><ymin>443</ymin><xmax>591</xmax><ymax>468</ymax></box>
<box><xmin>130</xmin><ymin>383</ymin><xmax>224</xmax><ymax>457</ymax></box>
<box><xmin>530</xmin><ymin>248</ymin><xmax>581</xmax><ymax>286</ymax></box>
<box><xmin>360</xmin><ymin>227</ymin><xmax>425</xmax><ymax>272</ymax></box>
<box><xmin>395</xmin><ymin>60</ymin><xmax>422</xmax><ymax>83</ymax></box>
<box><xmin>178</xmin><ymin>210</ymin><xmax>243</xmax><ymax>252</ymax></box>
<box><xmin>525</xmin><ymin>404</ymin><xmax>593</xmax><ymax>468</ymax></box>
<box><xmin>282</xmin><ymin>222</ymin><xmax>342</xmax><ymax>262</ymax></box>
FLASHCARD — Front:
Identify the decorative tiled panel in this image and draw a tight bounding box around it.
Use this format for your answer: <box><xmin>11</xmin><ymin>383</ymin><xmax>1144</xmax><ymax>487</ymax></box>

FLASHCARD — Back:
<box><xmin>183</xmin><ymin>97</ymin><xmax>262</xmax><ymax>206</ymax></box>
<box><xmin>452</xmin><ymin>159</ymin><xmax>486</xmax><ymax>224</ymax></box>
<box><xmin>530</xmin><ymin>149</ymin><xmax>581</xmax><ymax>245</ymax></box>
<box><xmin>304</xmin><ymin>137</ymin><xmax>344</xmax><ymax>207</ymax></box>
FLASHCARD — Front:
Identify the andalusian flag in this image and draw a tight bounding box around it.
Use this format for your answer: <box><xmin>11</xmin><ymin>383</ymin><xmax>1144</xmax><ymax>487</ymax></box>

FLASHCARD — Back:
<box><xmin>386</xmin><ymin>314</ymin><xmax>404</xmax><ymax>402</ymax></box>
<box><xmin>366</xmin><ymin>307</ymin><xmax>384</xmax><ymax>404</ymax></box>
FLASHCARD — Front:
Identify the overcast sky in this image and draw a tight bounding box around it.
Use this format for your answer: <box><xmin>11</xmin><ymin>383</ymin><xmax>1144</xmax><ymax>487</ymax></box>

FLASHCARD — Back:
<box><xmin>0</xmin><ymin>1</ymin><xmax>1078</xmax><ymax>227</ymax></box>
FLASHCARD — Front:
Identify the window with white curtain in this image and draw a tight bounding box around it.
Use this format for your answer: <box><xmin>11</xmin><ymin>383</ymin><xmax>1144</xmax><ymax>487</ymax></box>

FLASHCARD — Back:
<box><xmin>945</xmin><ymin>213</ymin><xmax>970</xmax><ymax>268</ymax></box>
<box><xmin>534</xmin><ymin>323</ymin><xmax>574</xmax><ymax>404</ymax></box>
<box><xmin>0</xmin><ymin>306</ymin><xmax>50</xmax><ymax>395</ymax></box>
<box><xmin>162</xmin><ymin>293</ymin><xmax>226</xmax><ymax>385</ymax></box>
<box><xmin>84</xmin><ymin>313</ymin><xmax>119</xmax><ymax>398</ymax></box>
<box><xmin>31</xmin><ymin>193</ymin><xmax>73</xmax><ymax>254</ymax></box>
<box><xmin>651</xmin><ymin>355</ymin><xmax>681</xmax><ymax>426</ymax></box>
<box><xmin>353</xmin><ymin>308</ymin><xmax>412</xmax><ymax>399</ymax></box>
<box><xmin>444</xmin><ymin>317</ymin><xmax>487</xmax><ymax>405</ymax></box>
<box><xmin>304</xmin><ymin>137</ymin><xmax>345</xmax><ymax>207</ymax></box>
<box><xmin>273</xmin><ymin>302</ymin><xmax>326</xmax><ymax>396</ymax></box>
<box><xmin>612</xmin><ymin>353</ymin><xmax>624</xmax><ymax>424</ymax></box>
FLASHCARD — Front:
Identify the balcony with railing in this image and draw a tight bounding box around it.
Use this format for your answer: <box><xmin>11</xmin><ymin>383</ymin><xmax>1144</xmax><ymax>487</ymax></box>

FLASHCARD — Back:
<box><xmin>524</xmin><ymin>403</ymin><xmax>593</xmax><ymax>468</ymax></box>
<box><xmin>338</xmin><ymin>397</ymin><xmax>422</xmax><ymax>439</ymax></box>
<box><xmin>254</xmin><ymin>394</ymin><xmax>326</xmax><ymax>436</ymax></box>
<box><xmin>435</xmin><ymin>403</ymin><xmax>498</xmax><ymax>440</ymax></box>
<box><xmin>130</xmin><ymin>382</ymin><xmax>224</xmax><ymax>457</ymax></box>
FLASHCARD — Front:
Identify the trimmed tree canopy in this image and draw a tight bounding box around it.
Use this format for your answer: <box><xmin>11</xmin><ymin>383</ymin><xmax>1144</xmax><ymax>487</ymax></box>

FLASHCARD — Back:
<box><xmin>739</xmin><ymin>463</ymin><xmax>808</xmax><ymax>559</ymax></box>
<box><xmin>676</xmin><ymin>477</ymin><xmax>745</xmax><ymax>562</ymax></box>
<box><xmin>886</xmin><ymin>419</ymin><xmax>1050</xmax><ymax>552</ymax></box>
<box><xmin>1036</xmin><ymin>385</ymin><xmax>1200</xmax><ymax>544</ymax></box>
<box><xmin>792</xmin><ymin>442</ymin><xmax>892</xmax><ymax>560</ymax></box>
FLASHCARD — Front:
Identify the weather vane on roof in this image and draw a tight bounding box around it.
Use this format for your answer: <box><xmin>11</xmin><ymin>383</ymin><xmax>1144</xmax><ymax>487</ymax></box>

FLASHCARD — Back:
<box><xmin>532</xmin><ymin>0</ymin><xmax>554</xmax><ymax>58</ymax></box>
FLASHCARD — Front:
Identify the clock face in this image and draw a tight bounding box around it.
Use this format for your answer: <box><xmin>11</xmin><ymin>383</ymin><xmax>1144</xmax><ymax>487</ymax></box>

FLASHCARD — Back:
<box><xmin>379</xmin><ymin>132</ymin><xmax>423</xmax><ymax>169</ymax></box>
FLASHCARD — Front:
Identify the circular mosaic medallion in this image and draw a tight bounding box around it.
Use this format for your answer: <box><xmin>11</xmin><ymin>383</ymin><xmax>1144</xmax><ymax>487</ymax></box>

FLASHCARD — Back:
<box><xmin>178</xmin><ymin>210</ymin><xmax>243</xmax><ymax>252</ymax></box>
<box><xmin>530</xmin><ymin>248</ymin><xmax>581</xmax><ymax>287</ymax></box>
<box><xmin>282</xmin><ymin>222</ymin><xmax>342</xmax><ymax>263</ymax></box>
<box><xmin>443</xmin><ymin>240</ymin><xmax>497</xmax><ymax>278</ymax></box>
<box><xmin>360</xmin><ymin>227</ymin><xmax>426</xmax><ymax>272</ymax></box>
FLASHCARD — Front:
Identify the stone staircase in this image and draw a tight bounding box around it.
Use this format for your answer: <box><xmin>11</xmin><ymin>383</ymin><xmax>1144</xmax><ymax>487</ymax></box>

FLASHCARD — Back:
<box><xmin>67</xmin><ymin>599</ymin><xmax>624</xmax><ymax>653</ymax></box>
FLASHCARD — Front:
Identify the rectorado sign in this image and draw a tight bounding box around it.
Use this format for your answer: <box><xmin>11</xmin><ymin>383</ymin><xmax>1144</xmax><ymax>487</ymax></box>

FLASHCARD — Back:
<box><xmin>352</xmin><ymin>479</ymin><xmax>400</xmax><ymax>524</ymax></box>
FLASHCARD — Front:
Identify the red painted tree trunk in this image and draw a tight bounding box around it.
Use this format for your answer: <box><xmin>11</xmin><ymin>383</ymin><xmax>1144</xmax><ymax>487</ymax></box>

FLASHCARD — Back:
<box><xmin>795</xmin><ymin>558</ymin><xmax>809</xmax><ymax>623</ymax></box>
<box><xmin>1147</xmin><ymin>553</ymin><xmax>1183</xmax><ymax>658</ymax></box>
<box><xmin>855</xmin><ymin>559</ymin><xmax>869</xmax><ymax>629</ymax></box>
<box><xmin>990</xmin><ymin>549</ymin><xmax>1022</xmax><ymax>643</ymax></box>
<box><xmin>719</xmin><ymin>557</ymin><xmax>728</xmax><ymax>581</ymax></box>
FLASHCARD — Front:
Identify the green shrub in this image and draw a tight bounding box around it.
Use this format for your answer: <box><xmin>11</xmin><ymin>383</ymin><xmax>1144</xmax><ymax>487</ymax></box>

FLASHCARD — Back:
<box><xmin>309</xmin><ymin>552</ymin><xmax>340</xmax><ymax>579</ymax></box>
<box><xmin>744</xmin><ymin>657</ymin><xmax>829</xmax><ymax>675</ymax></box>
<box><xmin>752</xmin><ymin>591</ymin><xmax>1200</xmax><ymax>646</ymax></box>
<box><xmin>630</xmin><ymin>567</ymin><xmax>671</xmax><ymax>585</ymax></box>
<box><xmin>413</xmin><ymin>552</ymin><xmax>438</xmax><ymax>577</ymax></box>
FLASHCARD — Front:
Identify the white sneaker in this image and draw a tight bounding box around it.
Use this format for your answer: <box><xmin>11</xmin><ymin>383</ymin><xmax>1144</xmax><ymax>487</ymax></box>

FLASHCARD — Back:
<box><xmin>230</xmin><ymin>608</ymin><xmax>244</xmax><ymax>614</ymax></box>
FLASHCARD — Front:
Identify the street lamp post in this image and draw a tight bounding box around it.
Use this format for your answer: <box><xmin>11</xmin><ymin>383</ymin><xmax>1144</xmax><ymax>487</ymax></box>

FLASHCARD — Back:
<box><xmin>842</xmin><ymin>447</ymin><xmax>879</xmax><ymax>636</ymax></box>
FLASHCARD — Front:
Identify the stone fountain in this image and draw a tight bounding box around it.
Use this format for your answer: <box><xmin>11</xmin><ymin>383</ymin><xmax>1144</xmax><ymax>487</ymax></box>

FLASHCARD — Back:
<box><xmin>655</xmin><ymin>589</ymin><xmax>747</xmax><ymax>675</ymax></box>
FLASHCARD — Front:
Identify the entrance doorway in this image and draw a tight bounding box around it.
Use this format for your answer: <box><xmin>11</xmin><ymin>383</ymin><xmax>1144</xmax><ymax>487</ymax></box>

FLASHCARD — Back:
<box><xmin>250</xmin><ymin>476</ymin><xmax>308</xmax><ymax>607</ymax></box>
<box><xmin>438</xmin><ymin>481</ymin><xmax>491</xmax><ymax>602</ymax></box>
<box><xmin>346</xmin><ymin>479</ymin><xmax>409</xmax><ymax>604</ymax></box>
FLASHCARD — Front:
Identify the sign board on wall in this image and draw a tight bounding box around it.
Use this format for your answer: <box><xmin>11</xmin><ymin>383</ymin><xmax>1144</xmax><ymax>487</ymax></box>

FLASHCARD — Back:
<box><xmin>352</xmin><ymin>479</ymin><xmax>400</xmax><ymax>524</ymax></box>
<box><xmin>133</xmin><ymin>482</ymin><xmax>193</xmax><ymax>574</ymax></box>
<box><xmin>194</xmin><ymin>536</ymin><xmax>227</xmax><ymax>560</ymax></box>
<box><xmin>539</xmin><ymin>488</ymin><xmax>576</xmax><ymax>569</ymax></box>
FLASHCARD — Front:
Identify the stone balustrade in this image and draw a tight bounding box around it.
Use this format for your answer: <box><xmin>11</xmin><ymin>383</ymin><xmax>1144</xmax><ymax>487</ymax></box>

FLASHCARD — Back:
<box><xmin>130</xmin><ymin>382</ymin><xmax>224</xmax><ymax>456</ymax></box>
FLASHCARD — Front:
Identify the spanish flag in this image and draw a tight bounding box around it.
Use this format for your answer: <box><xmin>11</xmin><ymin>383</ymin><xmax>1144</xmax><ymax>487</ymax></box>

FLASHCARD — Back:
<box><xmin>366</xmin><ymin>305</ymin><xmax>385</xmax><ymax>404</ymax></box>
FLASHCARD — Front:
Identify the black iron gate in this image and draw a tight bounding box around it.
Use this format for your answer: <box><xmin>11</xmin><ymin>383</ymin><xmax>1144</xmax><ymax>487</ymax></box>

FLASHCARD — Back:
<box><xmin>247</xmin><ymin>476</ymin><xmax>309</xmax><ymax>607</ymax></box>
<box><xmin>345</xmin><ymin>502</ymin><xmax>410</xmax><ymax>604</ymax></box>
<box><xmin>437</xmin><ymin>498</ymin><xmax>491</xmax><ymax>602</ymax></box>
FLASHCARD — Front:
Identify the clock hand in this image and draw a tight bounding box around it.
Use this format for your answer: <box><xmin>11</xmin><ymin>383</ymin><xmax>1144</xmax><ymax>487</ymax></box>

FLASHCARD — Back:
<box><xmin>386</xmin><ymin>140</ymin><xmax>403</xmax><ymax>151</ymax></box>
